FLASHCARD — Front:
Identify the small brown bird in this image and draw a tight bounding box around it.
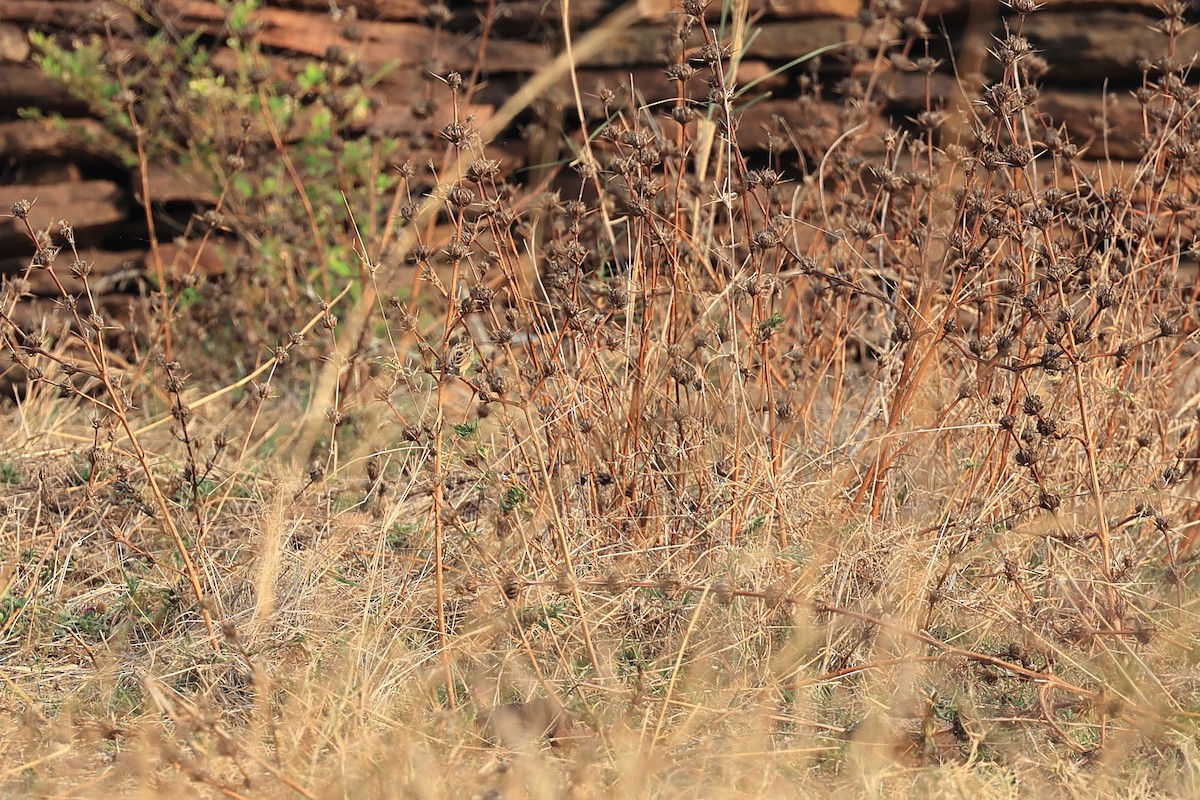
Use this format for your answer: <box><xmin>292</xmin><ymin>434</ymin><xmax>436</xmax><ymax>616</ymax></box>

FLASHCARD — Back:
<box><xmin>442</xmin><ymin>338</ymin><xmax>474</xmax><ymax>377</ymax></box>
<box><xmin>476</xmin><ymin>697</ymin><xmax>579</xmax><ymax>749</ymax></box>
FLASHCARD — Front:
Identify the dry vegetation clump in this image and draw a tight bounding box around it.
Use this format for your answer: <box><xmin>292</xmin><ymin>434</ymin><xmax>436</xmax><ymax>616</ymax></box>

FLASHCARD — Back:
<box><xmin>2</xmin><ymin>0</ymin><xmax>1200</xmax><ymax>796</ymax></box>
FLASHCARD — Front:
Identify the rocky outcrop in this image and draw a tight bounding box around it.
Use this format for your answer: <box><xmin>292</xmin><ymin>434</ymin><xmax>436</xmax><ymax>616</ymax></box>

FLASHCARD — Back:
<box><xmin>0</xmin><ymin>0</ymin><xmax>1189</xmax><ymax>307</ymax></box>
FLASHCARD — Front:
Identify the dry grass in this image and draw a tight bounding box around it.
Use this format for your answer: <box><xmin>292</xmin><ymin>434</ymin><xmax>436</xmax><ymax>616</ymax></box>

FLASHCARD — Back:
<box><xmin>2</xmin><ymin>0</ymin><xmax>1200</xmax><ymax>796</ymax></box>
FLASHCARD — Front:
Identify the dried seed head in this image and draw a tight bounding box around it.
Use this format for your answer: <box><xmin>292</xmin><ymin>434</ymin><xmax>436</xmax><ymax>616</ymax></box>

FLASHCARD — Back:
<box><xmin>1006</xmin><ymin>0</ymin><xmax>1040</xmax><ymax>12</ymax></box>
<box><xmin>1160</xmin><ymin>466</ymin><xmax>1182</xmax><ymax>487</ymax></box>
<box><xmin>31</xmin><ymin>247</ymin><xmax>59</xmax><ymax>268</ymax></box>
<box><xmin>665</xmin><ymin>63</ymin><xmax>699</xmax><ymax>83</ymax></box>
<box><xmin>695</xmin><ymin>41</ymin><xmax>732</xmax><ymax>66</ymax></box>
<box><xmin>447</xmin><ymin>186</ymin><xmax>475</xmax><ymax>209</ymax></box>
<box><xmin>424</xmin><ymin>2</ymin><xmax>452</xmax><ymax>26</ymax></box>
<box><xmin>605</xmin><ymin>284</ymin><xmax>629</xmax><ymax>310</ymax></box>
<box><xmin>409</xmin><ymin>243</ymin><xmax>433</xmax><ymax>264</ymax></box>
<box><xmin>993</xmin><ymin>34</ymin><xmax>1034</xmax><ymax>66</ymax></box>
<box><xmin>899</xmin><ymin>16</ymin><xmax>928</xmax><ymax>38</ymax></box>
<box><xmin>669</xmin><ymin>360</ymin><xmax>697</xmax><ymax>386</ymax></box>
<box><xmin>439</xmin><ymin>121</ymin><xmax>472</xmax><ymax>148</ymax></box>
<box><xmin>466</xmin><ymin>158</ymin><xmax>501</xmax><ymax>182</ymax></box>
<box><xmin>915</xmin><ymin>56</ymin><xmax>941</xmax><ymax>75</ymax></box>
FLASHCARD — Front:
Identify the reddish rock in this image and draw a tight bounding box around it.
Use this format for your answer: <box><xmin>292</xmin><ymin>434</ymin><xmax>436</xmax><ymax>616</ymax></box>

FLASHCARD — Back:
<box><xmin>1023</xmin><ymin>11</ymin><xmax>1200</xmax><ymax>84</ymax></box>
<box><xmin>0</xmin><ymin>61</ymin><xmax>90</xmax><ymax>114</ymax></box>
<box><xmin>900</xmin><ymin>0</ymin><xmax>1163</xmax><ymax>14</ymax></box>
<box><xmin>0</xmin><ymin>1</ymin><xmax>138</xmax><ymax>34</ymax></box>
<box><xmin>151</xmin><ymin>239</ymin><xmax>242</xmax><ymax>281</ymax></box>
<box><xmin>638</xmin><ymin>0</ymin><xmax>862</xmax><ymax>19</ymax></box>
<box><xmin>0</xmin><ymin>119</ymin><xmax>112</xmax><ymax>161</ymax></box>
<box><xmin>158</xmin><ymin>0</ymin><xmax>547</xmax><ymax>73</ymax></box>
<box><xmin>4</xmin><ymin>292</ymin><xmax>142</xmax><ymax>338</ymax></box>
<box><xmin>734</xmin><ymin>96</ymin><xmax>889</xmax><ymax>154</ymax></box>
<box><xmin>133</xmin><ymin>164</ymin><xmax>220</xmax><ymax>207</ymax></box>
<box><xmin>269</xmin><ymin>0</ymin><xmax>428</xmax><ymax>20</ymax></box>
<box><xmin>1</xmin><ymin>248</ymin><xmax>144</xmax><ymax>297</ymax></box>
<box><xmin>1036</xmin><ymin>89</ymin><xmax>1148</xmax><ymax>161</ymax></box>
<box><xmin>750</xmin><ymin>18</ymin><xmax>863</xmax><ymax>60</ymax></box>
<box><xmin>0</xmin><ymin>22</ymin><xmax>30</xmax><ymax>62</ymax></box>
<box><xmin>0</xmin><ymin>180</ymin><xmax>125</xmax><ymax>250</ymax></box>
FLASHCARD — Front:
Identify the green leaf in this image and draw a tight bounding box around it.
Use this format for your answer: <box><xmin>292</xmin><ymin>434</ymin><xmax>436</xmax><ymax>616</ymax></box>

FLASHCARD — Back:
<box><xmin>297</xmin><ymin>63</ymin><xmax>326</xmax><ymax>91</ymax></box>
<box><xmin>231</xmin><ymin>173</ymin><xmax>254</xmax><ymax>199</ymax></box>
